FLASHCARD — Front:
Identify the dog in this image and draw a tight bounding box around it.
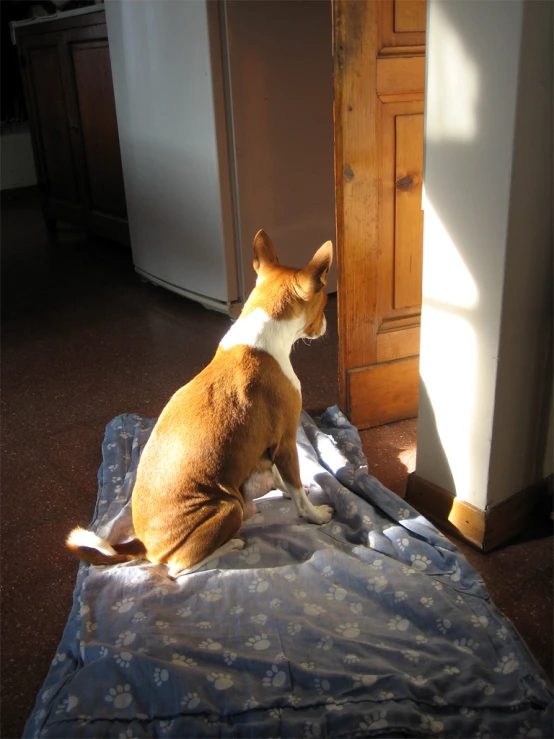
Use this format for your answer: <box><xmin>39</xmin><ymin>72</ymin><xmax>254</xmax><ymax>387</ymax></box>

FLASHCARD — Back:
<box><xmin>67</xmin><ymin>230</ymin><xmax>334</xmax><ymax>578</ymax></box>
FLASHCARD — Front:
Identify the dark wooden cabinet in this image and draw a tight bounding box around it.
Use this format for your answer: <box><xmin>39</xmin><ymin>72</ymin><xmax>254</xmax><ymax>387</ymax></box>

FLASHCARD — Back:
<box><xmin>14</xmin><ymin>9</ymin><xmax>129</xmax><ymax>244</ymax></box>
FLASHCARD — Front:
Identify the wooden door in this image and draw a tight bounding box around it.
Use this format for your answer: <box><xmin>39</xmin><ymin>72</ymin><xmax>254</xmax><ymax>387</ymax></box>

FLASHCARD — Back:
<box><xmin>333</xmin><ymin>0</ymin><xmax>426</xmax><ymax>429</ymax></box>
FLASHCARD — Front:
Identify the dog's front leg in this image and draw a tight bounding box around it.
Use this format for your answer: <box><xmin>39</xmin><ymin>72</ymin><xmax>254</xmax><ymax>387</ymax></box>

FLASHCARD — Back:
<box><xmin>274</xmin><ymin>443</ymin><xmax>333</xmax><ymax>525</ymax></box>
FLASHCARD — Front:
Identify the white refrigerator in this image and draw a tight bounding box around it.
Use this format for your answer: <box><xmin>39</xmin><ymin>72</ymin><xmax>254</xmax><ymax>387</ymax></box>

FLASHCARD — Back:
<box><xmin>105</xmin><ymin>0</ymin><xmax>336</xmax><ymax>317</ymax></box>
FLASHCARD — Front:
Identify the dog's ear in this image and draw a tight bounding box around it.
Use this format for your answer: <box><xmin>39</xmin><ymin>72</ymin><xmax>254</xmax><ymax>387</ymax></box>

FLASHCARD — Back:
<box><xmin>296</xmin><ymin>241</ymin><xmax>333</xmax><ymax>297</ymax></box>
<box><xmin>253</xmin><ymin>230</ymin><xmax>279</xmax><ymax>275</ymax></box>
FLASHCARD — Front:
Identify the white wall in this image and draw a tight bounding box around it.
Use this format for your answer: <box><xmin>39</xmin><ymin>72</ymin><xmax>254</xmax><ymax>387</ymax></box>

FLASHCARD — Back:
<box><xmin>417</xmin><ymin>0</ymin><xmax>553</xmax><ymax>510</ymax></box>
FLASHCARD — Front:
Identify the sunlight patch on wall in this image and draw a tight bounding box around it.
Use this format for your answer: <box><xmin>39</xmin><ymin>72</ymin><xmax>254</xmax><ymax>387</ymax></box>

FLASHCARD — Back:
<box><xmin>421</xmin><ymin>196</ymin><xmax>478</xmax><ymax>309</ymax></box>
<box><xmin>425</xmin><ymin>3</ymin><xmax>479</xmax><ymax>143</ymax></box>
<box><xmin>419</xmin><ymin>305</ymin><xmax>477</xmax><ymax>505</ymax></box>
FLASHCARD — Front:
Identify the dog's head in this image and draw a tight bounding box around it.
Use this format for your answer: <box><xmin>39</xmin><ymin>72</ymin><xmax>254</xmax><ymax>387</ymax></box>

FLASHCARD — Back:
<box><xmin>245</xmin><ymin>229</ymin><xmax>333</xmax><ymax>339</ymax></box>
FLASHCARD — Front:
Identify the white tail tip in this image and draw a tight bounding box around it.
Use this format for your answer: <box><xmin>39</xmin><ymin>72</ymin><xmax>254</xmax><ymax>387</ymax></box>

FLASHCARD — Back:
<box><xmin>66</xmin><ymin>527</ymin><xmax>117</xmax><ymax>557</ymax></box>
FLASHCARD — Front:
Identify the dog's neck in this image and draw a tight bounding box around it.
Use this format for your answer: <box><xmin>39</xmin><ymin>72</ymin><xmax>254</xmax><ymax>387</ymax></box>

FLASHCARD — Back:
<box><xmin>219</xmin><ymin>307</ymin><xmax>303</xmax><ymax>392</ymax></box>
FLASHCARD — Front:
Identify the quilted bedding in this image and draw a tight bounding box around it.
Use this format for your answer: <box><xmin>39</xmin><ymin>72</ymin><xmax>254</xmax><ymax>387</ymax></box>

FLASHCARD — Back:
<box><xmin>25</xmin><ymin>407</ymin><xmax>552</xmax><ymax>738</ymax></box>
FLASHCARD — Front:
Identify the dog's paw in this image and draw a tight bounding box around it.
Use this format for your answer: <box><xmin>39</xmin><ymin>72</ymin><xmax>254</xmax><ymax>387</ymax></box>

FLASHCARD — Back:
<box><xmin>282</xmin><ymin>489</ymin><xmax>291</xmax><ymax>499</ymax></box>
<box><xmin>229</xmin><ymin>539</ymin><xmax>245</xmax><ymax>551</ymax></box>
<box><xmin>309</xmin><ymin>505</ymin><xmax>334</xmax><ymax>525</ymax></box>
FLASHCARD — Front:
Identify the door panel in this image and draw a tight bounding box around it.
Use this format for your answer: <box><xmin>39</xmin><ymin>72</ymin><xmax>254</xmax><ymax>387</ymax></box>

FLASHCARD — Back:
<box><xmin>334</xmin><ymin>0</ymin><xmax>426</xmax><ymax>428</ymax></box>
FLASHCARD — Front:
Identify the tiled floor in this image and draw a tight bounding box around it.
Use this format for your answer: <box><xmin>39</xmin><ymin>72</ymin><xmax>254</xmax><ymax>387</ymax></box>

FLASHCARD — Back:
<box><xmin>1</xmin><ymin>188</ymin><xmax>552</xmax><ymax>738</ymax></box>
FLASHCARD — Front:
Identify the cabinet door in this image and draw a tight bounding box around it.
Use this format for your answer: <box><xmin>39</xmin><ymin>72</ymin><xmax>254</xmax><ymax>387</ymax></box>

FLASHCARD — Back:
<box><xmin>64</xmin><ymin>22</ymin><xmax>128</xmax><ymax>243</ymax></box>
<box><xmin>19</xmin><ymin>30</ymin><xmax>87</xmax><ymax>226</ymax></box>
<box><xmin>334</xmin><ymin>0</ymin><xmax>426</xmax><ymax>428</ymax></box>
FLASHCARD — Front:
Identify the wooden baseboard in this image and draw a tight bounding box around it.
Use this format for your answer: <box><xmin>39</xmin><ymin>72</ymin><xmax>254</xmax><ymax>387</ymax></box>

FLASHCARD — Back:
<box><xmin>405</xmin><ymin>473</ymin><xmax>548</xmax><ymax>552</ymax></box>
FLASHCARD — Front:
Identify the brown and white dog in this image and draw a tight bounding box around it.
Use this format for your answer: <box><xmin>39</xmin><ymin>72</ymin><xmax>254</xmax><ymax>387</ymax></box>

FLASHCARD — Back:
<box><xmin>67</xmin><ymin>230</ymin><xmax>334</xmax><ymax>578</ymax></box>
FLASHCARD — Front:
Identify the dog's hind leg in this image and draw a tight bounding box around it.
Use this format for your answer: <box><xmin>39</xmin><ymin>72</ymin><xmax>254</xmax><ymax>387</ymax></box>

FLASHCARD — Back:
<box><xmin>168</xmin><ymin>538</ymin><xmax>245</xmax><ymax>578</ymax></box>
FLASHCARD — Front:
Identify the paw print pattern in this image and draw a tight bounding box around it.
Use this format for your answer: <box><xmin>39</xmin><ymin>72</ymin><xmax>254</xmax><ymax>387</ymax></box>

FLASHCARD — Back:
<box><xmin>443</xmin><ymin>665</ymin><xmax>460</xmax><ymax>676</ymax></box>
<box><xmin>450</xmin><ymin>563</ymin><xmax>462</xmax><ymax>582</ymax></box>
<box><xmin>344</xmin><ymin>654</ymin><xmax>359</xmax><ymax>665</ymax></box>
<box><xmin>287</xmin><ymin>621</ymin><xmax>302</xmax><ymax>635</ymax></box>
<box><xmin>199</xmin><ymin>638</ymin><xmax>222</xmax><ymax>651</ymax></box>
<box><xmin>420</xmin><ymin>715</ymin><xmax>444</xmax><ymax>734</ymax></box>
<box><xmin>431</xmin><ymin>580</ymin><xmax>443</xmax><ymax>591</ymax></box>
<box><xmin>301</xmin><ymin>661</ymin><xmax>315</xmax><ymax>670</ymax></box>
<box><xmin>230</xmin><ymin>605</ymin><xmax>244</xmax><ymax>615</ymax></box>
<box><xmin>367</xmin><ymin>575</ymin><xmax>388</xmax><ymax>593</ymax></box>
<box><xmin>516</xmin><ymin>721</ymin><xmax>543</xmax><ymax>737</ymax></box>
<box><xmin>114</xmin><ymin>651</ymin><xmax>132</xmax><ymax>668</ymax></box>
<box><xmin>56</xmin><ymin>696</ymin><xmax>79</xmax><ymax>715</ymax></box>
<box><xmin>294</xmin><ymin>588</ymin><xmax>307</xmax><ymax>599</ymax></box>
<box><xmin>402</xmin><ymin>649</ymin><xmax>419</xmax><ymax>663</ymax></box>
<box><xmin>162</xmin><ymin>636</ymin><xmax>177</xmax><ymax>646</ymax></box>
<box><xmin>394</xmin><ymin>591</ymin><xmax>407</xmax><ymax>602</ymax></box>
<box><xmin>370</xmin><ymin>559</ymin><xmax>384</xmax><ymax>570</ymax></box>
<box><xmin>269</xmin><ymin>598</ymin><xmax>281</xmax><ymax>609</ymax></box>
<box><xmin>99</xmin><ymin>646</ymin><xmax>108</xmax><ymax>658</ymax></box>
<box><xmin>408</xmin><ymin>675</ymin><xmax>427</xmax><ymax>686</ymax></box>
<box><xmin>415</xmin><ymin>634</ymin><xmax>428</xmax><ymax>645</ymax></box>
<box><xmin>497</xmin><ymin>625</ymin><xmax>508</xmax><ymax>640</ymax></box>
<box><xmin>388</xmin><ymin>615</ymin><xmax>410</xmax><ymax>632</ymax></box>
<box><xmin>335</xmin><ymin>622</ymin><xmax>360</xmax><ymax>638</ymax></box>
<box><xmin>353</xmin><ymin>674</ymin><xmax>378</xmax><ymax>689</ymax></box>
<box><xmin>398</xmin><ymin>507</ymin><xmax>411</xmax><ymax>520</ymax></box>
<box><xmin>454</xmin><ymin>638</ymin><xmax>479</xmax><ymax>654</ymax></box>
<box><xmin>207</xmin><ymin>672</ymin><xmax>234</xmax><ymax>690</ymax></box>
<box><xmin>326</xmin><ymin>698</ymin><xmax>347</xmax><ymax>712</ymax></box>
<box><xmin>155</xmin><ymin>620</ymin><xmax>169</xmax><ymax>630</ymax></box>
<box><xmin>263</xmin><ymin>665</ymin><xmax>287</xmax><ymax>688</ymax></box>
<box><xmin>176</xmin><ymin>607</ymin><xmax>192</xmax><ymax>618</ymax></box>
<box><xmin>303</xmin><ymin>603</ymin><xmax>326</xmax><ymax>616</ymax></box>
<box><xmin>420</xmin><ymin>596</ymin><xmax>434</xmax><ymax>608</ymax></box>
<box><xmin>52</xmin><ymin>652</ymin><xmax>67</xmax><ymax>666</ymax></box>
<box><xmin>410</xmin><ymin>554</ymin><xmax>432</xmax><ymax>571</ymax></box>
<box><xmin>197</xmin><ymin>621</ymin><xmax>212</xmax><ymax>630</ymax></box>
<box><xmin>435</xmin><ymin>618</ymin><xmax>451</xmax><ymax>634</ymax></box>
<box><xmin>471</xmin><ymin>615</ymin><xmax>489</xmax><ymax>629</ymax></box>
<box><xmin>396</xmin><ymin>538</ymin><xmax>410</xmax><ymax>552</ymax></box>
<box><xmin>116</xmin><ymin>631</ymin><xmax>136</xmax><ymax>647</ymax></box>
<box><xmin>477</xmin><ymin>680</ymin><xmax>495</xmax><ymax>696</ymax></box>
<box><xmin>345</xmin><ymin>503</ymin><xmax>358</xmax><ymax>519</ymax></box>
<box><xmin>327</xmin><ymin>584</ymin><xmax>347</xmax><ymax>601</ymax></box>
<box><xmin>105</xmin><ymin>684</ymin><xmax>133</xmax><ymax>709</ymax></box>
<box><xmin>246</xmin><ymin>634</ymin><xmax>271</xmax><ymax>651</ymax></box>
<box><xmin>181</xmin><ymin>693</ymin><xmax>200</xmax><ymax>709</ymax></box>
<box><xmin>200</xmin><ymin>588</ymin><xmax>222</xmax><ymax>602</ymax></box>
<box><xmin>111</xmin><ymin>598</ymin><xmax>135</xmax><ymax>614</ymax></box>
<box><xmin>350</xmin><ymin>602</ymin><xmax>363</xmax><ymax>614</ymax></box>
<box><xmin>494</xmin><ymin>653</ymin><xmax>519</xmax><ymax>674</ymax></box>
<box><xmin>153</xmin><ymin>668</ymin><xmax>169</xmax><ymax>686</ymax></box>
<box><xmin>249</xmin><ymin>577</ymin><xmax>269</xmax><ymax>593</ymax></box>
<box><xmin>223</xmin><ymin>651</ymin><xmax>237</xmax><ymax>665</ymax></box>
<box><xmin>317</xmin><ymin>636</ymin><xmax>333</xmax><ymax>651</ymax></box>
<box><xmin>322</xmin><ymin>565</ymin><xmax>334</xmax><ymax>578</ymax></box>
<box><xmin>360</xmin><ymin>710</ymin><xmax>388</xmax><ymax>731</ymax></box>
<box><xmin>251</xmin><ymin>613</ymin><xmax>267</xmax><ymax>626</ymax></box>
<box><xmin>240</xmin><ymin>546</ymin><xmax>261</xmax><ymax>565</ymax></box>
<box><xmin>314</xmin><ymin>678</ymin><xmax>330</xmax><ymax>695</ymax></box>
<box><xmin>172</xmin><ymin>654</ymin><xmax>197</xmax><ymax>667</ymax></box>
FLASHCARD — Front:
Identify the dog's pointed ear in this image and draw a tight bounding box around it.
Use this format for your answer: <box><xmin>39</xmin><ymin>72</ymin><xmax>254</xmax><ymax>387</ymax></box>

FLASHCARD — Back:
<box><xmin>253</xmin><ymin>230</ymin><xmax>279</xmax><ymax>275</ymax></box>
<box><xmin>296</xmin><ymin>241</ymin><xmax>333</xmax><ymax>298</ymax></box>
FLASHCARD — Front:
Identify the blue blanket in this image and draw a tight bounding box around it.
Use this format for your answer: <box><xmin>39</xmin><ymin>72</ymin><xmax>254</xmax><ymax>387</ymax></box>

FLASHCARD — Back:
<box><xmin>25</xmin><ymin>407</ymin><xmax>552</xmax><ymax>738</ymax></box>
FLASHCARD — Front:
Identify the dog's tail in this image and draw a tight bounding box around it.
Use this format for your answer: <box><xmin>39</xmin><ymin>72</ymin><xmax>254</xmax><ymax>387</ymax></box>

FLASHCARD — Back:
<box><xmin>66</xmin><ymin>527</ymin><xmax>146</xmax><ymax>566</ymax></box>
